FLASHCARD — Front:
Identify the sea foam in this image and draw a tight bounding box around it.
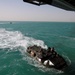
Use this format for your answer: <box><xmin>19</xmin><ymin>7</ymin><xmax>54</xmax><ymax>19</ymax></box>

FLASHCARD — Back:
<box><xmin>0</xmin><ymin>28</ymin><xmax>47</xmax><ymax>52</ymax></box>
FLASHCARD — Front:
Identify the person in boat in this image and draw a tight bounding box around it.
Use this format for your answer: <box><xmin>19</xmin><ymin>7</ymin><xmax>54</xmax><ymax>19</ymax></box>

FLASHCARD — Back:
<box><xmin>27</xmin><ymin>45</ymin><xmax>68</xmax><ymax>70</ymax></box>
<box><xmin>30</xmin><ymin>50</ymin><xmax>36</xmax><ymax>57</ymax></box>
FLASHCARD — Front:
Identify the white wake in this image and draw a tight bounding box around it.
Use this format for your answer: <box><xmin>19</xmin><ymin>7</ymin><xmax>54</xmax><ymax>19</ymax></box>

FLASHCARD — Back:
<box><xmin>0</xmin><ymin>28</ymin><xmax>64</xmax><ymax>73</ymax></box>
<box><xmin>0</xmin><ymin>28</ymin><xmax>47</xmax><ymax>52</ymax></box>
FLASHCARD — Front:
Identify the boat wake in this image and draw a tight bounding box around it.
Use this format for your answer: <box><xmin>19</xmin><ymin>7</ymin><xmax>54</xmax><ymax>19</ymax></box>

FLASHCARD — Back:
<box><xmin>0</xmin><ymin>28</ymin><xmax>47</xmax><ymax>50</ymax></box>
<box><xmin>0</xmin><ymin>28</ymin><xmax>70</xmax><ymax>73</ymax></box>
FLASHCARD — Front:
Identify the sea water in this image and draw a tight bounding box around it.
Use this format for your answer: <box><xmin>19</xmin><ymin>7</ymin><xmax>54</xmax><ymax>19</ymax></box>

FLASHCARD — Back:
<box><xmin>0</xmin><ymin>21</ymin><xmax>75</xmax><ymax>75</ymax></box>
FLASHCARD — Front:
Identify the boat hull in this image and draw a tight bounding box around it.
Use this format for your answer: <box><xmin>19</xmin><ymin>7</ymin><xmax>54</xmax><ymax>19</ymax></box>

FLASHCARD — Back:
<box><xmin>27</xmin><ymin>45</ymin><xmax>68</xmax><ymax>70</ymax></box>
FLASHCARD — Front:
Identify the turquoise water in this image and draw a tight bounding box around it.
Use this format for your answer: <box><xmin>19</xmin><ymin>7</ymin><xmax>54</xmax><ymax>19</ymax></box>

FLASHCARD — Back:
<box><xmin>0</xmin><ymin>21</ymin><xmax>75</xmax><ymax>75</ymax></box>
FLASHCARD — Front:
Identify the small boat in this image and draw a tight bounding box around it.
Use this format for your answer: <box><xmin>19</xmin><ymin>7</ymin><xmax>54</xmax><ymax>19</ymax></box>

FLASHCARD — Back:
<box><xmin>10</xmin><ymin>22</ymin><xmax>12</xmax><ymax>24</ymax></box>
<box><xmin>27</xmin><ymin>45</ymin><xmax>68</xmax><ymax>70</ymax></box>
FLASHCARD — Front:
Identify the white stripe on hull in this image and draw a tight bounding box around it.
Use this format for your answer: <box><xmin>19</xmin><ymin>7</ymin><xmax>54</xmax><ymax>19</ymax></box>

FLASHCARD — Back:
<box><xmin>43</xmin><ymin>60</ymin><xmax>54</xmax><ymax>66</ymax></box>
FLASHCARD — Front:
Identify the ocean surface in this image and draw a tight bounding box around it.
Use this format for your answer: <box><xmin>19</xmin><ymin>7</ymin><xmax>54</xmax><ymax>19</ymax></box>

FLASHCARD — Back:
<box><xmin>0</xmin><ymin>21</ymin><xmax>75</xmax><ymax>75</ymax></box>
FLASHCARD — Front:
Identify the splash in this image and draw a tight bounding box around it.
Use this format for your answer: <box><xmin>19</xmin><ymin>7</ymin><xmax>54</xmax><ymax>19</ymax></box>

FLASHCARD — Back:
<box><xmin>0</xmin><ymin>28</ymin><xmax>47</xmax><ymax>52</ymax></box>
